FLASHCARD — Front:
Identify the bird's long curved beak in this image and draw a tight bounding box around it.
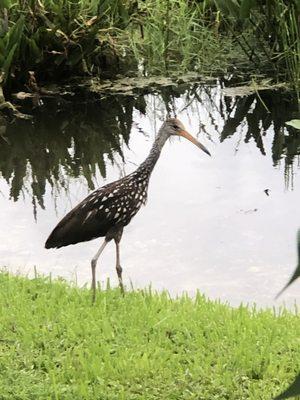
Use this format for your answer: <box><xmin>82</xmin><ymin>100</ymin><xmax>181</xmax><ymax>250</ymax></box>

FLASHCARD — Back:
<box><xmin>179</xmin><ymin>130</ymin><xmax>211</xmax><ymax>156</ymax></box>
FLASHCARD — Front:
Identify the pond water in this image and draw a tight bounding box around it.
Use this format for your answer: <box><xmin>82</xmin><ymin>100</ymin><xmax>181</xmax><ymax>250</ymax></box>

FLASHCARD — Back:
<box><xmin>1</xmin><ymin>81</ymin><xmax>300</xmax><ymax>307</ymax></box>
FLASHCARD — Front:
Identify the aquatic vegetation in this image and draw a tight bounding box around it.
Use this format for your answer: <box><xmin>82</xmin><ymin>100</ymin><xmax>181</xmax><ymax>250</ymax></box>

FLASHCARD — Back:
<box><xmin>274</xmin><ymin>229</ymin><xmax>300</xmax><ymax>399</ymax></box>
<box><xmin>0</xmin><ymin>0</ymin><xmax>299</xmax><ymax>98</ymax></box>
<box><xmin>213</xmin><ymin>0</ymin><xmax>300</xmax><ymax>101</ymax></box>
<box><xmin>0</xmin><ymin>0</ymin><xmax>136</xmax><ymax>89</ymax></box>
<box><xmin>129</xmin><ymin>0</ymin><xmax>235</xmax><ymax>75</ymax></box>
<box><xmin>286</xmin><ymin>120</ymin><xmax>300</xmax><ymax>130</ymax></box>
<box><xmin>0</xmin><ymin>14</ymin><xmax>24</xmax><ymax>85</ymax></box>
<box><xmin>275</xmin><ymin>1</ymin><xmax>300</xmax><ymax>103</ymax></box>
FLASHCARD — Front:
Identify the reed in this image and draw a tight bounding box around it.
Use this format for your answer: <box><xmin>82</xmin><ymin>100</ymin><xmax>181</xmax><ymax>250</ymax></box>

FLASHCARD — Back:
<box><xmin>213</xmin><ymin>0</ymin><xmax>300</xmax><ymax>101</ymax></box>
<box><xmin>130</xmin><ymin>0</ymin><xmax>235</xmax><ymax>75</ymax></box>
<box><xmin>275</xmin><ymin>2</ymin><xmax>300</xmax><ymax>104</ymax></box>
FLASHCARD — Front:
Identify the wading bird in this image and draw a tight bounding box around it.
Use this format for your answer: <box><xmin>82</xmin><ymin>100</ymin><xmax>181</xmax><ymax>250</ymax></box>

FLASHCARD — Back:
<box><xmin>45</xmin><ymin>118</ymin><xmax>210</xmax><ymax>301</ymax></box>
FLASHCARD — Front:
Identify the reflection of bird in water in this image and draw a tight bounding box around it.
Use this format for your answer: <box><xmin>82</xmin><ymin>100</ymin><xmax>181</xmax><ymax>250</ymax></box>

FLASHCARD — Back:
<box><xmin>45</xmin><ymin>118</ymin><xmax>210</xmax><ymax>301</ymax></box>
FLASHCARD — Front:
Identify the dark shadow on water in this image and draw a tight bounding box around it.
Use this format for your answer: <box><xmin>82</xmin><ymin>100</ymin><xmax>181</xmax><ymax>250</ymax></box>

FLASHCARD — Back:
<box><xmin>0</xmin><ymin>83</ymin><xmax>299</xmax><ymax>217</ymax></box>
<box><xmin>0</xmin><ymin>95</ymin><xmax>146</xmax><ymax>217</ymax></box>
<box><xmin>217</xmin><ymin>89</ymin><xmax>300</xmax><ymax>188</ymax></box>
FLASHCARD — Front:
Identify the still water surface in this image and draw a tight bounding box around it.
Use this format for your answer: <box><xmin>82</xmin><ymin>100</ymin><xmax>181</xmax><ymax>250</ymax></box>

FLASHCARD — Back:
<box><xmin>1</xmin><ymin>83</ymin><xmax>300</xmax><ymax>306</ymax></box>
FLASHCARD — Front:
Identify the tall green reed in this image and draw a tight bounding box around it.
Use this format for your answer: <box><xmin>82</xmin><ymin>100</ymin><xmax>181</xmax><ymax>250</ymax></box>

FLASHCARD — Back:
<box><xmin>275</xmin><ymin>2</ymin><xmax>300</xmax><ymax>104</ymax></box>
<box><xmin>213</xmin><ymin>0</ymin><xmax>300</xmax><ymax>102</ymax></box>
<box><xmin>130</xmin><ymin>0</ymin><xmax>234</xmax><ymax>75</ymax></box>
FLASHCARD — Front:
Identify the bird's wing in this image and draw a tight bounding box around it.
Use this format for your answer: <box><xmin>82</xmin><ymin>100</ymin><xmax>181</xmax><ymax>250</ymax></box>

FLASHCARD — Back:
<box><xmin>45</xmin><ymin>180</ymin><xmax>129</xmax><ymax>248</ymax></box>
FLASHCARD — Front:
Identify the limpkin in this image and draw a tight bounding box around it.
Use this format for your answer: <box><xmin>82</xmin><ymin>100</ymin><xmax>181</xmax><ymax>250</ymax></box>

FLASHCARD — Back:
<box><xmin>45</xmin><ymin>118</ymin><xmax>210</xmax><ymax>301</ymax></box>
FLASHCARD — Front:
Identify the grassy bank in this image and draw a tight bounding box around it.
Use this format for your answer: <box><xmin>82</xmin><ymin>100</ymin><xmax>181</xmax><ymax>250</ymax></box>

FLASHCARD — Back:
<box><xmin>0</xmin><ymin>273</ymin><xmax>300</xmax><ymax>399</ymax></box>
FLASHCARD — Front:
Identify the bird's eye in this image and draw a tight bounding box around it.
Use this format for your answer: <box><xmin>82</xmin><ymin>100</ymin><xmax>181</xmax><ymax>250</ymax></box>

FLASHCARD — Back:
<box><xmin>173</xmin><ymin>124</ymin><xmax>179</xmax><ymax>130</ymax></box>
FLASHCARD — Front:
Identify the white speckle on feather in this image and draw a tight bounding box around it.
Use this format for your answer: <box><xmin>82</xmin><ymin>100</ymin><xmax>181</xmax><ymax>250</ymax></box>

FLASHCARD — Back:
<box><xmin>114</xmin><ymin>213</ymin><xmax>120</xmax><ymax>218</ymax></box>
<box><xmin>83</xmin><ymin>210</ymin><xmax>93</xmax><ymax>223</ymax></box>
<box><xmin>99</xmin><ymin>205</ymin><xmax>104</xmax><ymax>210</ymax></box>
<box><xmin>102</xmin><ymin>196</ymin><xmax>107</xmax><ymax>201</ymax></box>
<box><xmin>108</xmin><ymin>193</ymin><xmax>114</xmax><ymax>198</ymax></box>
<box><xmin>105</xmin><ymin>208</ymin><xmax>109</xmax><ymax>212</ymax></box>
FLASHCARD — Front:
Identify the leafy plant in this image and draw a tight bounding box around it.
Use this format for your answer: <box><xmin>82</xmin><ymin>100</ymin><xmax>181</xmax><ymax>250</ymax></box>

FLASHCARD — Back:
<box><xmin>276</xmin><ymin>229</ymin><xmax>300</xmax><ymax>298</ymax></box>
<box><xmin>285</xmin><ymin>120</ymin><xmax>300</xmax><ymax>130</ymax></box>
<box><xmin>0</xmin><ymin>15</ymin><xmax>24</xmax><ymax>83</ymax></box>
<box><xmin>1</xmin><ymin>0</ymin><xmax>137</xmax><ymax>88</ymax></box>
<box><xmin>274</xmin><ymin>229</ymin><xmax>300</xmax><ymax>399</ymax></box>
<box><xmin>1</xmin><ymin>0</ymin><xmax>300</xmax><ymax>97</ymax></box>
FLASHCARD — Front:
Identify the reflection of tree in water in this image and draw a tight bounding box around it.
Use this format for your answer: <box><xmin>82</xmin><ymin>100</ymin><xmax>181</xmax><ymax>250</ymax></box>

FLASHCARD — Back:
<box><xmin>218</xmin><ymin>89</ymin><xmax>300</xmax><ymax>188</ymax></box>
<box><xmin>0</xmin><ymin>83</ymin><xmax>299</xmax><ymax>217</ymax></box>
<box><xmin>0</xmin><ymin>95</ymin><xmax>146</xmax><ymax>217</ymax></box>
<box><xmin>157</xmin><ymin>84</ymin><xmax>300</xmax><ymax>188</ymax></box>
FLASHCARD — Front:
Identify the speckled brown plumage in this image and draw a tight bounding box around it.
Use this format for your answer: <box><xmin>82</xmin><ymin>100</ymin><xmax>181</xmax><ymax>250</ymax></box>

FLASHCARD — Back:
<box><xmin>45</xmin><ymin>118</ymin><xmax>210</xmax><ymax>301</ymax></box>
<box><xmin>45</xmin><ymin>169</ymin><xmax>149</xmax><ymax>248</ymax></box>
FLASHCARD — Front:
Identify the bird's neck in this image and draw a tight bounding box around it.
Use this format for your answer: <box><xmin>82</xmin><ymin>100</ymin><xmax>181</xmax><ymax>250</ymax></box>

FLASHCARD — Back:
<box><xmin>136</xmin><ymin>131</ymin><xmax>169</xmax><ymax>177</ymax></box>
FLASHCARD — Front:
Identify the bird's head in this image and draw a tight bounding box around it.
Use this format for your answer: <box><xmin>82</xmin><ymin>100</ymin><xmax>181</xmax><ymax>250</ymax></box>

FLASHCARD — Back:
<box><xmin>164</xmin><ymin>118</ymin><xmax>211</xmax><ymax>156</ymax></box>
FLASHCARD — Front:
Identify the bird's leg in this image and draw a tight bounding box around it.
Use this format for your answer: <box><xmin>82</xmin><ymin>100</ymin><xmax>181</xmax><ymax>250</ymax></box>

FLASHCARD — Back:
<box><xmin>114</xmin><ymin>229</ymin><xmax>124</xmax><ymax>293</ymax></box>
<box><xmin>115</xmin><ymin>241</ymin><xmax>124</xmax><ymax>293</ymax></box>
<box><xmin>91</xmin><ymin>240</ymin><xmax>108</xmax><ymax>302</ymax></box>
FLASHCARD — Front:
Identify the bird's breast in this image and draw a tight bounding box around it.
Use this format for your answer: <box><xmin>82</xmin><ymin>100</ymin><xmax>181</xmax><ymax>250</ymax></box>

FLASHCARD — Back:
<box><xmin>111</xmin><ymin>182</ymin><xmax>148</xmax><ymax>225</ymax></box>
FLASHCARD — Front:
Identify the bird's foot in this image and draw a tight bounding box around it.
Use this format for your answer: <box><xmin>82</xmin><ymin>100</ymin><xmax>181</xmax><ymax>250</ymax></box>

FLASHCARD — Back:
<box><xmin>116</xmin><ymin>264</ymin><xmax>124</xmax><ymax>295</ymax></box>
<box><xmin>119</xmin><ymin>281</ymin><xmax>125</xmax><ymax>296</ymax></box>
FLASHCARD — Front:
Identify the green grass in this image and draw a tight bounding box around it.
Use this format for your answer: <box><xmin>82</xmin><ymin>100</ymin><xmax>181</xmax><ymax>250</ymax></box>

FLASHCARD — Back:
<box><xmin>0</xmin><ymin>272</ymin><xmax>300</xmax><ymax>399</ymax></box>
